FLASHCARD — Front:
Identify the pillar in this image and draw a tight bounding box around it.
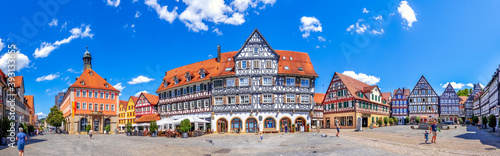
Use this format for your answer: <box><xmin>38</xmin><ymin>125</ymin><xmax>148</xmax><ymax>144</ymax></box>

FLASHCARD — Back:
<box><xmin>195</xmin><ymin>122</ymin><xmax>199</xmax><ymax>131</ymax></box>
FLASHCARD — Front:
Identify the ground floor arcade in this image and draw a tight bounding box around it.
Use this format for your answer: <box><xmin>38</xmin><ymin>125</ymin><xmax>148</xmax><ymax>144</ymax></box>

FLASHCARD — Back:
<box><xmin>64</xmin><ymin>113</ymin><xmax>118</xmax><ymax>134</ymax></box>
<box><xmin>212</xmin><ymin>111</ymin><xmax>310</xmax><ymax>133</ymax></box>
<box><xmin>323</xmin><ymin>112</ymin><xmax>389</xmax><ymax>129</ymax></box>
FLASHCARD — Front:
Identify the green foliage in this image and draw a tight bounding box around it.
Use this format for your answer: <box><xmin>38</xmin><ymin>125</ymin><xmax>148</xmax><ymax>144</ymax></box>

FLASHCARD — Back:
<box><xmin>457</xmin><ymin>88</ymin><xmax>471</xmax><ymax>96</ymax></box>
<box><xmin>150</xmin><ymin>121</ymin><xmax>158</xmax><ymax>132</ymax></box>
<box><xmin>105</xmin><ymin>125</ymin><xmax>111</xmax><ymax>132</ymax></box>
<box><xmin>482</xmin><ymin>116</ymin><xmax>488</xmax><ymax>126</ymax></box>
<box><xmin>180</xmin><ymin>119</ymin><xmax>191</xmax><ymax>133</ymax></box>
<box><xmin>126</xmin><ymin>122</ymin><xmax>133</xmax><ymax>133</ymax></box>
<box><xmin>415</xmin><ymin>117</ymin><xmax>420</xmax><ymax>124</ymax></box>
<box><xmin>405</xmin><ymin>116</ymin><xmax>410</xmax><ymax>124</ymax></box>
<box><xmin>392</xmin><ymin>117</ymin><xmax>398</xmax><ymax>124</ymax></box>
<box><xmin>0</xmin><ymin>116</ymin><xmax>13</xmax><ymax>137</ymax></box>
<box><xmin>46</xmin><ymin>105</ymin><xmax>64</xmax><ymax>128</ymax></box>
<box><xmin>389</xmin><ymin>118</ymin><xmax>394</xmax><ymax>125</ymax></box>
<box><xmin>22</xmin><ymin>123</ymin><xmax>28</xmax><ymax>132</ymax></box>
<box><xmin>458</xmin><ymin>118</ymin><xmax>463</xmax><ymax>124</ymax></box>
<box><xmin>472</xmin><ymin>116</ymin><xmax>479</xmax><ymax>125</ymax></box>
<box><xmin>488</xmin><ymin>115</ymin><xmax>497</xmax><ymax>129</ymax></box>
<box><xmin>383</xmin><ymin>117</ymin><xmax>389</xmax><ymax>125</ymax></box>
<box><xmin>86</xmin><ymin>125</ymin><xmax>91</xmax><ymax>132</ymax></box>
<box><xmin>377</xmin><ymin>118</ymin><xmax>383</xmax><ymax>126</ymax></box>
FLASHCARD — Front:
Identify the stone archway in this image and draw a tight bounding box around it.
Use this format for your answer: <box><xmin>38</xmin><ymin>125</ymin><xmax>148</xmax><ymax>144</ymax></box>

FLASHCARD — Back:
<box><xmin>280</xmin><ymin>117</ymin><xmax>291</xmax><ymax>132</ymax></box>
<box><xmin>217</xmin><ymin>118</ymin><xmax>228</xmax><ymax>133</ymax></box>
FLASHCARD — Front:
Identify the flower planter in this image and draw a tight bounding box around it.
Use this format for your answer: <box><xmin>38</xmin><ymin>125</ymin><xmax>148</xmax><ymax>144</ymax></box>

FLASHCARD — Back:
<box><xmin>127</xmin><ymin>132</ymin><xmax>131</xmax><ymax>136</ymax></box>
<box><xmin>182</xmin><ymin>132</ymin><xmax>188</xmax><ymax>138</ymax></box>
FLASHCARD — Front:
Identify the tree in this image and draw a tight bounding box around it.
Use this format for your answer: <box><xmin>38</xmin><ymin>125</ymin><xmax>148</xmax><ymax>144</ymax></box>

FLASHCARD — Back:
<box><xmin>415</xmin><ymin>117</ymin><xmax>420</xmax><ymax>124</ymax></box>
<box><xmin>384</xmin><ymin>117</ymin><xmax>389</xmax><ymax>126</ymax></box>
<box><xmin>180</xmin><ymin>119</ymin><xmax>191</xmax><ymax>133</ymax></box>
<box><xmin>0</xmin><ymin>116</ymin><xmax>13</xmax><ymax>137</ymax></box>
<box><xmin>46</xmin><ymin>105</ymin><xmax>64</xmax><ymax>129</ymax></box>
<box><xmin>458</xmin><ymin>118</ymin><xmax>463</xmax><ymax>124</ymax></box>
<box><xmin>86</xmin><ymin>125</ymin><xmax>91</xmax><ymax>132</ymax></box>
<box><xmin>482</xmin><ymin>116</ymin><xmax>488</xmax><ymax>127</ymax></box>
<box><xmin>150</xmin><ymin>120</ymin><xmax>158</xmax><ymax>133</ymax></box>
<box><xmin>392</xmin><ymin>117</ymin><xmax>398</xmax><ymax>125</ymax></box>
<box><xmin>405</xmin><ymin>116</ymin><xmax>410</xmax><ymax>124</ymax></box>
<box><xmin>488</xmin><ymin>115</ymin><xmax>497</xmax><ymax>132</ymax></box>
<box><xmin>472</xmin><ymin>116</ymin><xmax>479</xmax><ymax>125</ymax></box>
<box><xmin>126</xmin><ymin>122</ymin><xmax>133</xmax><ymax>133</ymax></box>
<box><xmin>389</xmin><ymin>118</ymin><xmax>394</xmax><ymax>125</ymax></box>
<box><xmin>377</xmin><ymin>118</ymin><xmax>383</xmax><ymax>126</ymax></box>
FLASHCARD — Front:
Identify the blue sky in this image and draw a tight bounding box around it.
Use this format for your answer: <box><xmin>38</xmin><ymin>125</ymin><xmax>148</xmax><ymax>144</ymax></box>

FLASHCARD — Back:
<box><xmin>1</xmin><ymin>0</ymin><xmax>499</xmax><ymax>118</ymax></box>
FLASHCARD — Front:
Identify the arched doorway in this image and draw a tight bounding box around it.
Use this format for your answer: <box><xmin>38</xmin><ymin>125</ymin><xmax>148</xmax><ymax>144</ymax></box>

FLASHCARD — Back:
<box><xmin>80</xmin><ymin>118</ymin><xmax>88</xmax><ymax>132</ymax></box>
<box><xmin>104</xmin><ymin>118</ymin><xmax>111</xmax><ymax>132</ymax></box>
<box><xmin>231</xmin><ymin>118</ymin><xmax>242</xmax><ymax>132</ymax></box>
<box><xmin>295</xmin><ymin>117</ymin><xmax>306</xmax><ymax>132</ymax></box>
<box><xmin>94</xmin><ymin>120</ymin><xmax>100</xmax><ymax>131</ymax></box>
<box><xmin>217</xmin><ymin>118</ymin><xmax>228</xmax><ymax>133</ymax></box>
<box><xmin>280</xmin><ymin>117</ymin><xmax>291</xmax><ymax>132</ymax></box>
<box><xmin>264</xmin><ymin>117</ymin><xmax>276</xmax><ymax>129</ymax></box>
<box><xmin>246</xmin><ymin>118</ymin><xmax>257</xmax><ymax>133</ymax></box>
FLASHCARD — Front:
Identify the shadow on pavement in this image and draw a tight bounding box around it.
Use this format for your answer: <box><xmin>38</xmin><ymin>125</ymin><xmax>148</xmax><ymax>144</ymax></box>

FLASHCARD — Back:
<box><xmin>0</xmin><ymin>137</ymin><xmax>47</xmax><ymax>151</ymax></box>
<box><xmin>454</xmin><ymin>125</ymin><xmax>500</xmax><ymax>149</ymax></box>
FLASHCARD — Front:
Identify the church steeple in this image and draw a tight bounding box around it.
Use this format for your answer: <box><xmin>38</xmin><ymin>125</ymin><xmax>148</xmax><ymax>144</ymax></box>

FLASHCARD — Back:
<box><xmin>83</xmin><ymin>47</ymin><xmax>92</xmax><ymax>70</ymax></box>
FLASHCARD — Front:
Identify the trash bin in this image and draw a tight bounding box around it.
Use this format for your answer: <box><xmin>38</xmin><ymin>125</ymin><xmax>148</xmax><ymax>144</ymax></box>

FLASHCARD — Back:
<box><xmin>115</xmin><ymin>129</ymin><xmax>118</xmax><ymax>135</ymax></box>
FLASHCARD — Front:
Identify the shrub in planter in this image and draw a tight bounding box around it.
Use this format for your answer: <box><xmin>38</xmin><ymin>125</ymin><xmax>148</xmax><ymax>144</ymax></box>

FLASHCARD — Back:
<box><xmin>389</xmin><ymin>118</ymin><xmax>394</xmax><ymax>126</ymax></box>
<box><xmin>415</xmin><ymin>117</ymin><xmax>420</xmax><ymax>124</ymax></box>
<box><xmin>291</xmin><ymin>124</ymin><xmax>295</xmax><ymax>132</ymax></box>
<box><xmin>126</xmin><ymin>122</ymin><xmax>133</xmax><ymax>136</ymax></box>
<box><xmin>405</xmin><ymin>116</ymin><xmax>410</xmax><ymax>125</ymax></box>
<box><xmin>180</xmin><ymin>119</ymin><xmax>191</xmax><ymax>138</ymax></box>
<box><xmin>105</xmin><ymin>125</ymin><xmax>111</xmax><ymax>134</ymax></box>
<box><xmin>0</xmin><ymin>117</ymin><xmax>13</xmax><ymax>145</ymax></box>
<box><xmin>150</xmin><ymin>121</ymin><xmax>158</xmax><ymax>137</ymax></box>
<box><xmin>384</xmin><ymin>117</ymin><xmax>389</xmax><ymax>126</ymax></box>
<box><xmin>482</xmin><ymin>116</ymin><xmax>488</xmax><ymax>128</ymax></box>
<box><xmin>377</xmin><ymin>118</ymin><xmax>383</xmax><ymax>127</ymax></box>
<box><xmin>472</xmin><ymin>116</ymin><xmax>479</xmax><ymax>125</ymax></box>
<box><xmin>392</xmin><ymin>117</ymin><xmax>398</xmax><ymax>125</ymax></box>
<box><xmin>488</xmin><ymin>115</ymin><xmax>497</xmax><ymax>132</ymax></box>
<box><xmin>86</xmin><ymin>125</ymin><xmax>91</xmax><ymax>133</ymax></box>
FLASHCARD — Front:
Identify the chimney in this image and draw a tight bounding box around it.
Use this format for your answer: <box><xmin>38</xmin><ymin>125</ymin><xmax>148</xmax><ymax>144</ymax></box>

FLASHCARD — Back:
<box><xmin>217</xmin><ymin>44</ymin><xmax>221</xmax><ymax>63</ymax></box>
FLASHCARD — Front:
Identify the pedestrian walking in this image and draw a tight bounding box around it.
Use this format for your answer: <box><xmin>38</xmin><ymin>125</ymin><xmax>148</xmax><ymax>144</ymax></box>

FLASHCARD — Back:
<box><xmin>424</xmin><ymin>130</ymin><xmax>429</xmax><ymax>143</ymax></box>
<box><xmin>89</xmin><ymin>129</ymin><xmax>93</xmax><ymax>139</ymax></box>
<box><xmin>335</xmin><ymin>119</ymin><xmax>340</xmax><ymax>137</ymax></box>
<box><xmin>284</xmin><ymin>124</ymin><xmax>288</xmax><ymax>134</ymax></box>
<box><xmin>16</xmin><ymin>127</ymin><xmax>27</xmax><ymax>156</ymax></box>
<box><xmin>260</xmin><ymin>132</ymin><xmax>263</xmax><ymax>142</ymax></box>
<box><xmin>429</xmin><ymin>120</ymin><xmax>438</xmax><ymax>143</ymax></box>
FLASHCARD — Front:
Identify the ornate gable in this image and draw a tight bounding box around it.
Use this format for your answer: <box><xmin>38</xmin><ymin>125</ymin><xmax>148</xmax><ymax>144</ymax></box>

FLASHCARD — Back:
<box><xmin>409</xmin><ymin>76</ymin><xmax>438</xmax><ymax>97</ymax></box>
<box><xmin>233</xmin><ymin>29</ymin><xmax>279</xmax><ymax>60</ymax></box>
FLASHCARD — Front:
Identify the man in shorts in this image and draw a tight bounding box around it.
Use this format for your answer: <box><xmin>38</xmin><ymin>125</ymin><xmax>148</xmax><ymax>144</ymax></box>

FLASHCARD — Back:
<box><xmin>335</xmin><ymin>120</ymin><xmax>340</xmax><ymax>137</ymax></box>
<box><xmin>16</xmin><ymin>127</ymin><xmax>27</xmax><ymax>156</ymax></box>
<box><xmin>429</xmin><ymin>120</ymin><xmax>438</xmax><ymax>143</ymax></box>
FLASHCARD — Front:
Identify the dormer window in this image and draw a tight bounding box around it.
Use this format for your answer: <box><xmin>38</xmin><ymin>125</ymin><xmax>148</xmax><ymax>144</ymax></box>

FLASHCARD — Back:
<box><xmin>283</xmin><ymin>56</ymin><xmax>286</xmax><ymax>60</ymax></box>
<box><xmin>199</xmin><ymin>68</ymin><xmax>206</xmax><ymax>79</ymax></box>
<box><xmin>81</xmin><ymin>81</ymin><xmax>85</xmax><ymax>85</ymax></box>
<box><xmin>201</xmin><ymin>73</ymin><xmax>205</xmax><ymax>79</ymax></box>
<box><xmin>175</xmin><ymin>79</ymin><xmax>179</xmax><ymax>84</ymax></box>
<box><xmin>284</xmin><ymin>66</ymin><xmax>289</xmax><ymax>70</ymax></box>
<box><xmin>298</xmin><ymin>67</ymin><xmax>303</xmax><ymax>71</ymax></box>
<box><xmin>289</xmin><ymin>57</ymin><xmax>293</xmax><ymax>60</ymax></box>
<box><xmin>105</xmin><ymin>84</ymin><xmax>109</xmax><ymax>88</ymax></box>
<box><xmin>89</xmin><ymin>71</ymin><xmax>93</xmax><ymax>75</ymax></box>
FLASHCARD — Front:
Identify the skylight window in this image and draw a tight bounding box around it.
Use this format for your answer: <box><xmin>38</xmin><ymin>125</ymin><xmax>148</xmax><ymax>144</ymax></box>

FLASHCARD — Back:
<box><xmin>225</xmin><ymin>68</ymin><xmax>232</xmax><ymax>71</ymax></box>
<box><xmin>284</xmin><ymin>66</ymin><xmax>289</xmax><ymax>70</ymax></box>
<box><xmin>282</xmin><ymin>56</ymin><xmax>286</xmax><ymax>60</ymax></box>
<box><xmin>228</xmin><ymin>58</ymin><xmax>231</xmax><ymax>61</ymax></box>
<box><xmin>298</xmin><ymin>67</ymin><xmax>303</xmax><ymax>71</ymax></box>
<box><xmin>289</xmin><ymin>57</ymin><xmax>293</xmax><ymax>60</ymax></box>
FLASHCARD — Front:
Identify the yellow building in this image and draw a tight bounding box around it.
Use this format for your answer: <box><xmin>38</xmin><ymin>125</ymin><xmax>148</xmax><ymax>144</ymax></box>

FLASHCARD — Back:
<box><xmin>118</xmin><ymin>100</ymin><xmax>127</xmax><ymax>131</ymax></box>
<box><xmin>118</xmin><ymin>96</ymin><xmax>138</xmax><ymax>131</ymax></box>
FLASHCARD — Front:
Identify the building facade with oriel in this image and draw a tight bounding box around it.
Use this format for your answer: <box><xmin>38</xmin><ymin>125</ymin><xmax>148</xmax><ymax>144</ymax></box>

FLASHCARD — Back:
<box><xmin>408</xmin><ymin>76</ymin><xmax>439</xmax><ymax>123</ymax></box>
<box><xmin>439</xmin><ymin>83</ymin><xmax>461</xmax><ymax>123</ymax></box>
<box><xmin>392</xmin><ymin>88</ymin><xmax>410</xmax><ymax>125</ymax></box>
<box><xmin>210</xmin><ymin>29</ymin><xmax>318</xmax><ymax>133</ymax></box>
<box><xmin>465</xmin><ymin>83</ymin><xmax>482</xmax><ymax>121</ymax></box>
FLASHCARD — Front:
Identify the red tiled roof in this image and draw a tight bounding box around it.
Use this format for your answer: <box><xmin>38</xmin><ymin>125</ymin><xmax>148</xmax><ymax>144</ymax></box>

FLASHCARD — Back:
<box><xmin>156</xmin><ymin>58</ymin><xmax>219</xmax><ymax>92</ymax></box>
<box><xmin>335</xmin><ymin>72</ymin><xmax>390</xmax><ymax>107</ymax></box>
<box><xmin>142</xmin><ymin>93</ymin><xmax>159</xmax><ymax>106</ymax></box>
<box><xmin>8</xmin><ymin>76</ymin><xmax>23</xmax><ymax>88</ymax></box>
<box><xmin>393</xmin><ymin>88</ymin><xmax>411</xmax><ymax>96</ymax></box>
<box><xmin>212</xmin><ymin>51</ymin><xmax>237</xmax><ymax>77</ymax></box>
<box><xmin>362</xmin><ymin>86</ymin><xmax>377</xmax><ymax>93</ymax></box>
<box><xmin>119</xmin><ymin>100</ymin><xmax>128</xmax><ymax>108</ymax></box>
<box><xmin>276</xmin><ymin>50</ymin><xmax>318</xmax><ymax>77</ymax></box>
<box><xmin>70</xmin><ymin>69</ymin><xmax>119</xmax><ymax>92</ymax></box>
<box><xmin>381</xmin><ymin>92</ymin><xmax>392</xmax><ymax>100</ymax></box>
<box><xmin>135</xmin><ymin>113</ymin><xmax>160</xmax><ymax>123</ymax></box>
<box><xmin>130</xmin><ymin>96</ymin><xmax>139</xmax><ymax>104</ymax></box>
<box><xmin>459</xmin><ymin>96</ymin><xmax>467</xmax><ymax>104</ymax></box>
<box><xmin>314</xmin><ymin>93</ymin><xmax>325</xmax><ymax>104</ymax></box>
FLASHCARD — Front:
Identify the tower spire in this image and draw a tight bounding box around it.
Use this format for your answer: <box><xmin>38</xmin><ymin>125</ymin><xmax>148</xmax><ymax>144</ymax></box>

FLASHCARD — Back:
<box><xmin>83</xmin><ymin>47</ymin><xmax>92</xmax><ymax>70</ymax></box>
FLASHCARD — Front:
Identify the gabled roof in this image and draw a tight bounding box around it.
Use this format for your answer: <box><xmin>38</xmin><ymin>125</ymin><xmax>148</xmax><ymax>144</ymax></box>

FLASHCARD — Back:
<box><xmin>212</xmin><ymin>51</ymin><xmax>237</xmax><ymax>77</ymax></box>
<box><xmin>141</xmin><ymin>93</ymin><xmax>159</xmax><ymax>106</ymax></box>
<box><xmin>25</xmin><ymin>95</ymin><xmax>34</xmax><ymax>112</ymax></box>
<box><xmin>362</xmin><ymin>86</ymin><xmax>377</xmax><ymax>93</ymax></box>
<box><xmin>381</xmin><ymin>92</ymin><xmax>392</xmax><ymax>100</ymax></box>
<box><xmin>459</xmin><ymin>96</ymin><xmax>468</xmax><ymax>104</ymax></box>
<box><xmin>335</xmin><ymin>72</ymin><xmax>389</xmax><ymax>106</ymax></box>
<box><xmin>135</xmin><ymin>113</ymin><xmax>160</xmax><ymax>123</ymax></box>
<box><xmin>409</xmin><ymin>75</ymin><xmax>438</xmax><ymax>97</ymax></box>
<box><xmin>8</xmin><ymin>76</ymin><xmax>25</xmax><ymax>92</ymax></box>
<box><xmin>156</xmin><ymin>58</ymin><xmax>218</xmax><ymax>92</ymax></box>
<box><xmin>233</xmin><ymin>28</ymin><xmax>278</xmax><ymax>59</ymax></box>
<box><xmin>130</xmin><ymin>96</ymin><xmax>139</xmax><ymax>104</ymax></box>
<box><xmin>119</xmin><ymin>100</ymin><xmax>128</xmax><ymax>108</ymax></box>
<box><xmin>70</xmin><ymin>69</ymin><xmax>119</xmax><ymax>92</ymax></box>
<box><xmin>276</xmin><ymin>50</ymin><xmax>318</xmax><ymax>77</ymax></box>
<box><xmin>392</xmin><ymin>88</ymin><xmax>410</xmax><ymax>97</ymax></box>
<box><xmin>314</xmin><ymin>93</ymin><xmax>325</xmax><ymax>104</ymax></box>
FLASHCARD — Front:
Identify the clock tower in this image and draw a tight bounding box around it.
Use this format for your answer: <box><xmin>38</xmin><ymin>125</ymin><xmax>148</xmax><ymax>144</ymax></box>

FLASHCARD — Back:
<box><xmin>83</xmin><ymin>47</ymin><xmax>92</xmax><ymax>70</ymax></box>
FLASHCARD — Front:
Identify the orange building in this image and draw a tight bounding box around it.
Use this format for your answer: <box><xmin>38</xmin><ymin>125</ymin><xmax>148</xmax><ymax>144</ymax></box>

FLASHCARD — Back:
<box><xmin>60</xmin><ymin>48</ymin><xmax>120</xmax><ymax>134</ymax></box>
<box><xmin>25</xmin><ymin>95</ymin><xmax>35</xmax><ymax>125</ymax></box>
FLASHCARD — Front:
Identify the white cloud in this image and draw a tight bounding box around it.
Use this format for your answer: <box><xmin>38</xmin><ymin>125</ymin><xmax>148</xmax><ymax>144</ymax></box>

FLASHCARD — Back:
<box><xmin>34</xmin><ymin>25</ymin><xmax>93</xmax><ymax>58</ymax></box>
<box><xmin>0</xmin><ymin>38</ymin><xmax>4</xmax><ymax>52</ymax></box>
<box><xmin>373</xmin><ymin>15</ymin><xmax>382</xmax><ymax>20</ymax></box>
<box><xmin>128</xmin><ymin>75</ymin><xmax>154</xmax><ymax>84</ymax></box>
<box><xmin>0</xmin><ymin>51</ymin><xmax>31</xmax><ymax>72</ymax></box>
<box><xmin>479</xmin><ymin>83</ymin><xmax>485</xmax><ymax>89</ymax></box>
<box><xmin>36</xmin><ymin>73</ymin><xmax>60</xmax><ymax>82</ymax></box>
<box><xmin>213</xmin><ymin>28</ymin><xmax>223</xmax><ymax>36</ymax></box>
<box><xmin>135</xmin><ymin>11</ymin><xmax>142</xmax><ymax>18</ymax></box>
<box><xmin>466</xmin><ymin>83</ymin><xmax>474</xmax><ymax>88</ymax></box>
<box><xmin>208</xmin><ymin>54</ymin><xmax>213</xmax><ymax>58</ymax></box>
<box><xmin>49</xmin><ymin>18</ymin><xmax>58</xmax><ymax>27</ymax></box>
<box><xmin>113</xmin><ymin>82</ymin><xmax>125</xmax><ymax>92</ymax></box>
<box><xmin>315</xmin><ymin>45</ymin><xmax>320</xmax><ymax>49</ymax></box>
<box><xmin>45</xmin><ymin>89</ymin><xmax>50</xmax><ymax>93</ymax></box>
<box><xmin>178</xmin><ymin>0</ymin><xmax>246</xmax><ymax>32</ymax></box>
<box><xmin>231</xmin><ymin>0</ymin><xmax>276</xmax><ymax>12</ymax></box>
<box><xmin>36</xmin><ymin>112</ymin><xmax>47</xmax><ymax>118</ymax></box>
<box><xmin>440</xmin><ymin>82</ymin><xmax>465</xmax><ymax>89</ymax></box>
<box><xmin>342</xmin><ymin>71</ymin><xmax>380</xmax><ymax>85</ymax></box>
<box><xmin>362</xmin><ymin>7</ymin><xmax>369</xmax><ymax>13</ymax></box>
<box><xmin>107</xmin><ymin>0</ymin><xmax>121</xmax><ymax>7</ymax></box>
<box><xmin>67</xmin><ymin>68</ymin><xmax>79</xmax><ymax>73</ymax></box>
<box><xmin>299</xmin><ymin>16</ymin><xmax>322</xmax><ymax>38</ymax></box>
<box><xmin>61</xmin><ymin>21</ymin><xmax>68</xmax><ymax>31</ymax></box>
<box><xmin>318</xmin><ymin>36</ymin><xmax>325</xmax><ymax>42</ymax></box>
<box><xmin>135</xmin><ymin>90</ymin><xmax>149</xmax><ymax>96</ymax></box>
<box><xmin>398</xmin><ymin>1</ymin><xmax>417</xmax><ymax>28</ymax></box>
<box><xmin>132</xmin><ymin>0</ymin><xmax>138</xmax><ymax>3</ymax></box>
<box><xmin>145</xmin><ymin>0</ymin><xmax>178</xmax><ymax>24</ymax></box>
<box><xmin>346</xmin><ymin>19</ymin><xmax>383</xmax><ymax>35</ymax></box>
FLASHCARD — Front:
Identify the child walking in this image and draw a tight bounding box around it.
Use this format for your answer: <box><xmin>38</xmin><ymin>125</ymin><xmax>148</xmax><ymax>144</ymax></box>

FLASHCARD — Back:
<box><xmin>260</xmin><ymin>132</ymin><xmax>263</xmax><ymax>142</ymax></box>
<box><xmin>424</xmin><ymin>130</ymin><xmax>429</xmax><ymax>143</ymax></box>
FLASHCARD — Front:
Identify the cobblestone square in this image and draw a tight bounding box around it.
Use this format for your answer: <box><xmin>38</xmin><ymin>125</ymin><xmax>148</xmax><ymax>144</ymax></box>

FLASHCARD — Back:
<box><xmin>1</xmin><ymin>125</ymin><xmax>499</xmax><ymax>156</ymax></box>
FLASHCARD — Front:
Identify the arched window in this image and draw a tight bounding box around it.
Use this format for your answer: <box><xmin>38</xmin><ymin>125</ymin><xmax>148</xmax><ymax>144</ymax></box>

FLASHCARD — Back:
<box><xmin>104</xmin><ymin>118</ymin><xmax>111</xmax><ymax>130</ymax></box>
<box><xmin>231</xmin><ymin>118</ymin><xmax>242</xmax><ymax>130</ymax></box>
<box><xmin>264</xmin><ymin>117</ymin><xmax>276</xmax><ymax>128</ymax></box>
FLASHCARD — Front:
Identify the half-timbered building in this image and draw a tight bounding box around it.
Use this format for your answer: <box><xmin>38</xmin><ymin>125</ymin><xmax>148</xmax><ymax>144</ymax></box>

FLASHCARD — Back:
<box><xmin>465</xmin><ymin>83</ymin><xmax>482</xmax><ymax>121</ymax></box>
<box><xmin>408</xmin><ymin>76</ymin><xmax>439</xmax><ymax>123</ymax></box>
<box><xmin>391</xmin><ymin>88</ymin><xmax>410</xmax><ymax>125</ymax></box>
<box><xmin>323</xmin><ymin>72</ymin><xmax>390</xmax><ymax>129</ymax></box>
<box><xmin>135</xmin><ymin>93</ymin><xmax>159</xmax><ymax>120</ymax></box>
<box><xmin>439</xmin><ymin>83</ymin><xmax>461</xmax><ymax>123</ymax></box>
<box><xmin>312</xmin><ymin>93</ymin><xmax>325</xmax><ymax>128</ymax></box>
<box><xmin>210</xmin><ymin>29</ymin><xmax>318</xmax><ymax>133</ymax></box>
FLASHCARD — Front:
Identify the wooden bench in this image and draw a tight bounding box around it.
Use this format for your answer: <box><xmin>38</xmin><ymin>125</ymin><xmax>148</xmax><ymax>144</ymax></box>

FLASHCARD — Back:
<box><xmin>262</xmin><ymin>128</ymin><xmax>279</xmax><ymax>133</ymax></box>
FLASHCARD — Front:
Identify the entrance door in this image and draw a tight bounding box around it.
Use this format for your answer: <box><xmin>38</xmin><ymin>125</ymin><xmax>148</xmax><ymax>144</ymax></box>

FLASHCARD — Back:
<box><xmin>280</xmin><ymin>118</ymin><xmax>290</xmax><ymax>132</ymax></box>
<box><xmin>94</xmin><ymin>120</ymin><xmax>100</xmax><ymax>131</ymax></box>
<box><xmin>362</xmin><ymin>117</ymin><xmax>368</xmax><ymax>127</ymax></box>
<box><xmin>246</xmin><ymin>118</ymin><xmax>257</xmax><ymax>133</ymax></box>
<box><xmin>217</xmin><ymin>119</ymin><xmax>227</xmax><ymax>133</ymax></box>
<box><xmin>326</xmin><ymin>118</ymin><xmax>330</xmax><ymax>128</ymax></box>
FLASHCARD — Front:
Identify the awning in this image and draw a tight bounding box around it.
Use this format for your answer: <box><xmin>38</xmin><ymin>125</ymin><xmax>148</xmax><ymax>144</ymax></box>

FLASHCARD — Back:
<box><xmin>157</xmin><ymin>118</ymin><xmax>175</xmax><ymax>125</ymax></box>
<box><xmin>172</xmin><ymin>116</ymin><xmax>210</xmax><ymax>125</ymax></box>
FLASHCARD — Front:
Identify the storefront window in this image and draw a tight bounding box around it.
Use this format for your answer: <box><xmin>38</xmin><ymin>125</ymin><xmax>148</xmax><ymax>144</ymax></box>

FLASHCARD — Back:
<box><xmin>347</xmin><ymin>116</ymin><xmax>353</xmax><ymax>126</ymax></box>
<box><xmin>340</xmin><ymin>117</ymin><xmax>346</xmax><ymax>126</ymax></box>
<box><xmin>264</xmin><ymin>117</ymin><xmax>276</xmax><ymax>128</ymax></box>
